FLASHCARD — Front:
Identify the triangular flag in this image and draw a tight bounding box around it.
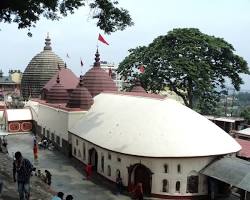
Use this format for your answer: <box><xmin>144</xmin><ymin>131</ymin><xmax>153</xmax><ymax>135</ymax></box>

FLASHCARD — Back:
<box><xmin>80</xmin><ymin>59</ymin><xmax>84</xmax><ymax>67</ymax></box>
<box><xmin>139</xmin><ymin>65</ymin><xmax>145</xmax><ymax>73</ymax></box>
<box><xmin>66</xmin><ymin>53</ymin><xmax>70</xmax><ymax>58</ymax></box>
<box><xmin>98</xmin><ymin>34</ymin><xmax>109</xmax><ymax>45</ymax></box>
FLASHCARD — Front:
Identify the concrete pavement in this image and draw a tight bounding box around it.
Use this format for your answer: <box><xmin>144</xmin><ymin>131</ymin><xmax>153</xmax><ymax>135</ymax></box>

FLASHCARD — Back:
<box><xmin>7</xmin><ymin>133</ymin><xmax>131</xmax><ymax>200</ymax></box>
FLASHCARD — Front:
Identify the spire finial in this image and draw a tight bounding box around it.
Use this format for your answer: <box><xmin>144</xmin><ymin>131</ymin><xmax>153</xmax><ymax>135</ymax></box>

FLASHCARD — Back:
<box><xmin>79</xmin><ymin>75</ymin><xmax>83</xmax><ymax>87</ymax></box>
<box><xmin>93</xmin><ymin>48</ymin><xmax>100</xmax><ymax>67</ymax></box>
<box><xmin>44</xmin><ymin>33</ymin><xmax>52</xmax><ymax>50</ymax></box>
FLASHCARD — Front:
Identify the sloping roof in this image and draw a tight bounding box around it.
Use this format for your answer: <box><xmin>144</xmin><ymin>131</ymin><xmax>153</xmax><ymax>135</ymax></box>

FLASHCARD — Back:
<box><xmin>43</xmin><ymin>68</ymin><xmax>78</xmax><ymax>91</ymax></box>
<box><xmin>238</xmin><ymin>128</ymin><xmax>250</xmax><ymax>137</ymax></box>
<box><xmin>236</xmin><ymin>138</ymin><xmax>250</xmax><ymax>159</ymax></box>
<box><xmin>69</xmin><ymin>93</ymin><xmax>240</xmax><ymax>157</ymax></box>
<box><xmin>200</xmin><ymin>157</ymin><xmax>250</xmax><ymax>192</ymax></box>
<box><xmin>0</xmin><ymin>76</ymin><xmax>16</xmax><ymax>84</ymax></box>
<box><xmin>5</xmin><ymin>109</ymin><xmax>32</xmax><ymax>121</ymax></box>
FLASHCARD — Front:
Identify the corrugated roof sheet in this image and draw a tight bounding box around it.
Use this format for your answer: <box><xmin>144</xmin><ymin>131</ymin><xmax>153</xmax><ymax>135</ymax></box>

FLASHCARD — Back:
<box><xmin>200</xmin><ymin>157</ymin><xmax>250</xmax><ymax>192</ymax></box>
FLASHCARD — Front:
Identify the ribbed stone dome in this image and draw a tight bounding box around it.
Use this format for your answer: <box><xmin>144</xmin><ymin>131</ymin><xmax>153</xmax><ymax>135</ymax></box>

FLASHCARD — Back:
<box><xmin>46</xmin><ymin>74</ymin><xmax>69</xmax><ymax>103</ymax></box>
<box><xmin>66</xmin><ymin>75</ymin><xmax>93</xmax><ymax>110</ymax></box>
<box><xmin>82</xmin><ymin>50</ymin><xmax>117</xmax><ymax>97</ymax></box>
<box><xmin>21</xmin><ymin>35</ymin><xmax>65</xmax><ymax>99</ymax></box>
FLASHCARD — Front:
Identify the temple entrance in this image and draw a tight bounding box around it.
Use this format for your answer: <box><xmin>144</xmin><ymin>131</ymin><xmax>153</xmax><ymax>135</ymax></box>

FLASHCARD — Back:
<box><xmin>128</xmin><ymin>163</ymin><xmax>152</xmax><ymax>195</ymax></box>
<box><xmin>88</xmin><ymin>148</ymin><xmax>98</xmax><ymax>171</ymax></box>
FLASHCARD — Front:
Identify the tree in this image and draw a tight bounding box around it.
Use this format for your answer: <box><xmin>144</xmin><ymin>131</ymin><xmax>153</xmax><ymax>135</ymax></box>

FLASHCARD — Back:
<box><xmin>118</xmin><ymin>28</ymin><xmax>249</xmax><ymax>114</ymax></box>
<box><xmin>0</xmin><ymin>0</ymin><xmax>133</xmax><ymax>36</ymax></box>
<box><xmin>240</xmin><ymin>106</ymin><xmax>250</xmax><ymax>124</ymax></box>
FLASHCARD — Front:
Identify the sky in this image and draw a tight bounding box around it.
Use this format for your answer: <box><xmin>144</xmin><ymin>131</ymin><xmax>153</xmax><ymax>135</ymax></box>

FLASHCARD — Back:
<box><xmin>1</xmin><ymin>0</ymin><xmax>250</xmax><ymax>90</ymax></box>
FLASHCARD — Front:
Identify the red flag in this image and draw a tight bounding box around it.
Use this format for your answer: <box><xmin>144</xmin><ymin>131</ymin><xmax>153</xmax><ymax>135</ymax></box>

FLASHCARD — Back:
<box><xmin>98</xmin><ymin>34</ymin><xmax>109</xmax><ymax>45</ymax></box>
<box><xmin>80</xmin><ymin>59</ymin><xmax>84</xmax><ymax>67</ymax></box>
<box><xmin>139</xmin><ymin>65</ymin><xmax>145</xmax><ymax>73</ymax></box>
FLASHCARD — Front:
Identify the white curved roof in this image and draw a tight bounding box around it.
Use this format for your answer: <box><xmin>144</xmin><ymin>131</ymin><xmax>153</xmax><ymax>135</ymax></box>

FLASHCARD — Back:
<box><xmin>69</xmin><ymin>93</ymin><xmax>241</xmax><ymax>157</ymax></box>
<box><xmin>5</xmin><ymin>109</ymin><xmax>32</xmax><ymax>122</ymax></box>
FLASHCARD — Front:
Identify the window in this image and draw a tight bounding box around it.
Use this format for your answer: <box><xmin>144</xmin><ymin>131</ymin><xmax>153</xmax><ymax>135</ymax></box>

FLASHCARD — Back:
<box><xmin>73</xmin><ymin>147</ymin><xmax>76</xmax><ymax>156</ymax></box>
<box><xmin>76</xmin><ymin>138</ymin><xmax>78</xmax><ymax>146</ymax></box>
<box><xmin>108</xmin><ymin>153</ymin><xmax>111</xmax><ymax>160</ymax></box>
<box><xmin>164</xmin><ymin>164</ymin><xmax>168</xmax><ymax>173</ymax></box>
<box><xmin>56</xmin><ymin>136</ymin><xmax>60</xmax><ymax>145</ymax></box>
<box><xmin>176</xmin><ymin>181</ymin><xmax>180</xmax><ymax>193</ymax></box>
<box><xmin>46</xmin><ymin>130</ymin><xmax>50</xmax><ymax>139</ymax></box>
<box><xmin>43</xmin><ymin>128</ymin><xmax>45</xmax><ymax>135</ymax></box>
<box><xmin>101</xmin><ymin>155</ymin><xmax>104</xmax><ymax>172</ymax></box>
<box><xmin>187</xmin><ymin>175</ymin><xmax>199</xmax><ymax>193</ymax></box>
<box><xmin>177</xmin><ymin>164</ymin><xmax>181</xmax><ymax>173</ymax></box>
<box><xmin>83</xmin><ymin>143</ymin><xmax>86</xmax><ymax>160</ymax></box>
<box><xmin>117</xmin><ymin>157</ymin><xmax>121</xmax><ymax>162</ymax></box>
<box><xmin>107</xmin><ymin>165</ymin><xmax>111</xmax><ymax>176</ymax></box>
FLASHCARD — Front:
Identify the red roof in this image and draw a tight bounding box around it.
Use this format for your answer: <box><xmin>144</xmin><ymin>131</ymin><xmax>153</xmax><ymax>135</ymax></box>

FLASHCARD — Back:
<box><xmin>43</xmin><ymin>67</ymin><xmax>78</xmax><ymax>91</ymax></box>
<box><xmin>236</xmin><ymin>138</ymin><xmax>250</xmax><ymax>158</ymax></box>
<box><xmin>67</xmin><ymin>76</ymin><xmax>93</xmax><ymax>110</ymax></box>
<box><xmin>82</xmin><ymin>50</ymin><xmax>117</xmax><ymax>97</ymax></box>
<box><xmin>46</xmin><ymin>75</ymin><xmax>69</xmax><ymax>103</ymax></box>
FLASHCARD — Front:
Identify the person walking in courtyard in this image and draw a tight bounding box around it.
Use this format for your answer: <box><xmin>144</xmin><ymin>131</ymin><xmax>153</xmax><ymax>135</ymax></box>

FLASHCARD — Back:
<box><xmin>132</xmin><ymin>182</ymin><xmax>144</xmax><ymax>200</ymax></box>
<box><xmin>66</xmin><ymin>194</ymin><xmax>74</xmax><ymax>200</ymax></box>
<box><xmin>51</xmin><ymin>191</ymin><xmax>64</xmax><ymax>200</ymax></box>
<box><xmin>45</xmin><ymin>169</ymin><xmax>52</xmax><ymax>186</ymax></box>
<box><xmin>13</xmin><ymin>151</ymin><xmax>33</xmax><ymax>200</ymax></box>
<box><xmin>85</xmin><ymin>163</ymin><xmax>92</xmax><ymax>180</ymax></box>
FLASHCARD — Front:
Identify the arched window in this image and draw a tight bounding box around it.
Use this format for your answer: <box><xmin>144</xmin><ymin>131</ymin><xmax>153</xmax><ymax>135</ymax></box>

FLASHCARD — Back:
<box><xmin>164</xmin><ymin>164</ymin><xmax>168</xmax><ymax>173</ymax></box>
<box><xmin>162</xmin><ymin>179</ymin><xmax>169</xmax><ymax>192</ymax></box>
<box><xmin>101</xmin><ymin>155</ymin><xmax>104</xmax><ymax>172</ymax></box>
<box><xmin>177</xmin><ymin>164</ymin><xmax>181</xmax><ymax>173</ymax></box>
<box><xmin>176</xmin><ymin>181</ymin><xmax>180</xmax><ymax>193</ymax></box>
<box><xmin>107</xmin><ymin>165</ymin><xmax>111</xmax><ymax>176</ymax></box>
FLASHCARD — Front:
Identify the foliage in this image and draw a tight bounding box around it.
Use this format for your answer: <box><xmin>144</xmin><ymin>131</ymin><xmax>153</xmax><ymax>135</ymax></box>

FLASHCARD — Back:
<box><xmin>240</xmin><ymin>106</ymin><xmax>250</xmax><ymax>123</ymax></box>
<box><xmin>0</xmin><ymin>0</ymin><xmax>133</xmax><ymax>36</ymax></box>
<box><xmin>118</xmin><ymin>28</ymin><xmax>249</xmax><ymax>114</ymax></box>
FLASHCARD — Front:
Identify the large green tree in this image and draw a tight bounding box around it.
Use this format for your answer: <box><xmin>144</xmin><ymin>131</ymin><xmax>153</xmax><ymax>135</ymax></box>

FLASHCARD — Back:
<box><xmin>0</xmin><ymin>0</ymin><xmax>133</xmax><ymax>35</ymax></box>
<box><xmin>118</xmin><ymin>28</ymin><xmax>249</xmax><ymax>114</ymax></box>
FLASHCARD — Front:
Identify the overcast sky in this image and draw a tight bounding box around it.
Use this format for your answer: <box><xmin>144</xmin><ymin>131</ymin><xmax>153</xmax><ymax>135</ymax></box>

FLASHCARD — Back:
<box><xmin>1</xmin><ymin>0</ymin><xmax>250</xmax><ymax>90</ymax></box>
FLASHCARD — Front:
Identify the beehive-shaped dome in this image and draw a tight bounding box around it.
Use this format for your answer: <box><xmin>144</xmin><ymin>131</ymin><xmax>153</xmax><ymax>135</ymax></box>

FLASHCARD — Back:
<box><xmin>46</xmin><ymin>74</ymin><xmax>69</xmax><ymax>103</ymax></box>
<box><xmin>82</xmin><ymin>49</ymin><xmax>117</xmax><ymax>97</ymax></box>
<box><xmin>21</xmin><ymin>35</ymin><xmax>65</xmax><ymax>98</ymax></box>
<box><xmin>66</xmin><ymin>75</ymin><xmax>93</xmax><ymax>110</ymax></box>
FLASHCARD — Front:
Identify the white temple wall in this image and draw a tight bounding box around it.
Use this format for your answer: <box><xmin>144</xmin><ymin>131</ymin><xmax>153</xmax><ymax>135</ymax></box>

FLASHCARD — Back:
<box><xmin>71</xmin><ymin>134</ymin><xmax>215</xmax><ymax>196</ymax></box>
<box><xmin>37</xmin><ymin>104</ymin><xmax>85</xmax><ymax>146</ymax></box>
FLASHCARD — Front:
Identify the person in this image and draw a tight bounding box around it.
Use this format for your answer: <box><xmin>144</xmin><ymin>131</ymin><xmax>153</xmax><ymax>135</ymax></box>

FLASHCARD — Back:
<box><xmin>66</xmin><ymin>194</ymin><xmax>74</xmax><ymax>200</ymax></box>
<box><xmin>132</xmin><ymin>183</ymin><xmax>143</xmax><ymax>200</ymax></box>
<box><xmin>51</xmin><ymin>192</ymin><xmax>64</xmax><ymax>200</ymax></box>
<box><xmin>85</xmin><ymin>163</ymin><xmax>92</xmax><ymax>180</ymax></box>
<box><xmin>116</xmin><ymin>174</ymin><xmax>123</xmax><ymax>194</ymax></box>
<box><xmin>45</xmin><ymin>169</ymin><xmax>52</xmax><ymax>186</ymax></box>
<box><xmin>13</xmin><ymin>151</ymin><xmax>33</xmax><ymax>200</ymax></box>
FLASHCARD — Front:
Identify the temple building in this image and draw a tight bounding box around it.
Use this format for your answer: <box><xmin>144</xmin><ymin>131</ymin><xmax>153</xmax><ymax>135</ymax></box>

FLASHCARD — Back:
<box><xmin>21</xmin><ymin>35</ymin><xmax>65</xmax><ymax>99</ymax></box>
<box><xmin>25</xmin><ymin>49</ymin><xmax>242</xmax><ymax>199</ymax></box>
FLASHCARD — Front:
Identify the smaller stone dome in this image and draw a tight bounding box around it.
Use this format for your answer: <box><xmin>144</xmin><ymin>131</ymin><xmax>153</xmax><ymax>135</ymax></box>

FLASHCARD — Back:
<box><xmin>82</xmin><ymin>49</ymin><xmax>117</xmax><ymax>97</ymax></box>
<box><xmin>46</xmin><ymin>74</ymin><xmax>69</xmax><ymax>103</ymax></box>
<box><xmin>66</xmin><ymin>75</ymin><xmax>93</xmax><ymax>110</ymax></box>
<box><xmin>130</xmin><ymin>79</ymin><xmax>146</xmax><ymax>93</ymax></box>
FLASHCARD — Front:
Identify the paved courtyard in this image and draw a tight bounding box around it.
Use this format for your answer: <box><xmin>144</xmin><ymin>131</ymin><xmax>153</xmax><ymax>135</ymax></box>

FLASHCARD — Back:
<box><xmin>7</xmin><ymin>133</ymin><xmax>131</xmax><ymax>200</ymax></box>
